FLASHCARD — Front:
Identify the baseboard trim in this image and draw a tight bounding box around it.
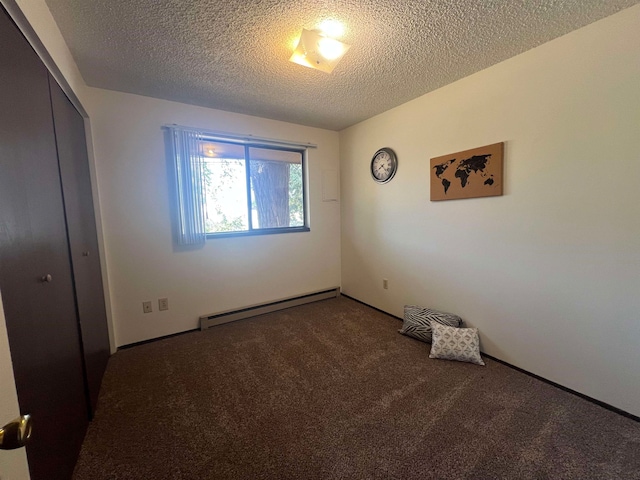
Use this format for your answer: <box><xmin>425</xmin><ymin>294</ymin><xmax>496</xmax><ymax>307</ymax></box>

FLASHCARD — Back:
<box><xmin>118</xmin><ymin>328</ymin><xmax>199</xmax><ymax>350</ymax></box>
<box><xmin>199</xmin><ymin>287</ymin><xmax>341</xmax><ymax>330</ymax></box>
<box><xmin>482</xmin><ymin>353</ymin><xmax>639</xmax><ymax>422</ymax></box>
<box><xmin>340</xmin><ymin>293</ymin><xmax>640</xmax><ymax>423</ymax></box>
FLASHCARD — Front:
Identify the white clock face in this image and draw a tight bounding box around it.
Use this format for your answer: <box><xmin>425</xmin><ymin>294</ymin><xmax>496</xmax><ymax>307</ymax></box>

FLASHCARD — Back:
<box><xmin>371</xmin><ymin>148</ymin><xmax>397</xmax><ymax>183</ymax></box>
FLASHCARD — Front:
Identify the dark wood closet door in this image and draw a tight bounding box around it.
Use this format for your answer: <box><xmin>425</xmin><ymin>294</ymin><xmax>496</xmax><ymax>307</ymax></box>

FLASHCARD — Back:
<box><xmin>0</xmin><ymin>8</ymin><xmax>88</xmax><ymax>480</ymax></box>
<box><xmin>50</xmin><ymin>75</ymin><xmax>110</xmax><ymax>415</ymax></box>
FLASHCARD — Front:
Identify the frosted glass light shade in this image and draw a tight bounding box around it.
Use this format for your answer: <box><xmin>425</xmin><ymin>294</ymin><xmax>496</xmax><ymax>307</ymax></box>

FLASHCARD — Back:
<box><xmin>290</xmin><ymin>29</ymin><xmax>350</xmax><ymax>74</ymax></box>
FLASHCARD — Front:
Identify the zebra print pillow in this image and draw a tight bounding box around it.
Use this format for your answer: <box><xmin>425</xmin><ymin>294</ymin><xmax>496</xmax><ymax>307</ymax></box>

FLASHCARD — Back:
<box><xmin>398</xmin><ymin>305</ymin><xmax>463</xmax><ymax>344</ymax></box>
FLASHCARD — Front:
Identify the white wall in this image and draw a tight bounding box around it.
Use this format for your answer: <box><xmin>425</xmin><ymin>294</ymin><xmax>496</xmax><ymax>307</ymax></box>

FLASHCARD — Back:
<box><xmin>83</xmin><ymin>89</ymin><xmax>341</xmax><ymax>347</ymax></box>
<box><xmin>340</xmin><ymin>5</ymin><xmax>640</xmax><ymax>416</ymax></box>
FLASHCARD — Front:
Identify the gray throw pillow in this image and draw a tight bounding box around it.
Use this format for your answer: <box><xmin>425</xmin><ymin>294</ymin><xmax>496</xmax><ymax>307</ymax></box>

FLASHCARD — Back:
<box><xmin>429</xmin><ymin>323</ymin><xmax>485</xmax><ymax>366</ymax></box>
<box><xmin>398</xmin><ymin>305</ymin><xmax>463</xmax><ymax>343</ymax></box>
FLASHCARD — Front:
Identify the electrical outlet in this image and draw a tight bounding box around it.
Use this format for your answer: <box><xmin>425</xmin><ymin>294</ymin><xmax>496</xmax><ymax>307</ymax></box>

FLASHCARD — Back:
<box><xmin>142</xmin><ymin>301</ymin><xmax>152</xmax><ymax>313</ymax></box>
<box><xmin>158</xmin><ymin>298</ymin><xmax>169</xmax><ymax>311</ymax></box>
<box><xmin>383</xmin><ymin>278</ymin><xmax>389</xmax><ymax>289</ymax></box>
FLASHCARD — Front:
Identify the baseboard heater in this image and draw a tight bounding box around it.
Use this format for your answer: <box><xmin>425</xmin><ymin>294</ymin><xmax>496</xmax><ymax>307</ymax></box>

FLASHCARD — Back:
<box><xmin>199</xmin><ymin>287</ymin><xmax>341</xmax><ymax>331</ymax></box>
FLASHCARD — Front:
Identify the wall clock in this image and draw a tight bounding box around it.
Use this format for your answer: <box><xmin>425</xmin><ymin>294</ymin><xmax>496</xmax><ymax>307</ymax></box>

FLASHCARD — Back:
<box><xmin>370</xmin><ymin>147</ymin><xmax>398</xmax><ymax>184</ymax></box>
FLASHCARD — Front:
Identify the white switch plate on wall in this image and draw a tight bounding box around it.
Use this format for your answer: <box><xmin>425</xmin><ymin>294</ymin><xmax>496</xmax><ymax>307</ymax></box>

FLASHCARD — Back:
<box><xmin>158</xmin><ymin>298</ymin><xmax>169</xmax><ymax>311</ymax></box>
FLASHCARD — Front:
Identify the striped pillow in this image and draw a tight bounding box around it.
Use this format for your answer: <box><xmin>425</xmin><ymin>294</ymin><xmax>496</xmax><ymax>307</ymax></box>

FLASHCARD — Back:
<box><xmin>398</xmin><ymin>305</ymin><xmax>462</xmax><ymax>343</ymax></box>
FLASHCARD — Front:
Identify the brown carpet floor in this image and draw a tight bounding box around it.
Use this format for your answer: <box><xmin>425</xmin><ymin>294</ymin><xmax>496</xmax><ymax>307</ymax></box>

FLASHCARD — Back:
<box><xmin>73</xmin><ymin>296</ymin><xmax>640</xmax><ymax>479</ymax></box>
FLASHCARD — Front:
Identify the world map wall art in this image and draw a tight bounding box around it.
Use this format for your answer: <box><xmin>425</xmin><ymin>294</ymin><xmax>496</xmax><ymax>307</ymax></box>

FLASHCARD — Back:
<box><xmin>430</xmin><ymin>142</ymin><xmax>504</xmax><ymax>201</ymax></box>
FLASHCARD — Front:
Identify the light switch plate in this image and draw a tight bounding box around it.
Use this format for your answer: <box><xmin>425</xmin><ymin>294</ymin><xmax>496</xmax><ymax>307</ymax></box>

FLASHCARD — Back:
<box><xmin>158</xmin><ymin>298</ymin><xmax>169</xmax><ymax>311</ymax></box>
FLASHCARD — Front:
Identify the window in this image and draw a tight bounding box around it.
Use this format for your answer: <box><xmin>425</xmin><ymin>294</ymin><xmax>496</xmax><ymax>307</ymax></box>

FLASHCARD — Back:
<box><xmin>167</xmin><ymin>126</ymin><xmax>310</xmax><ymax>245</ymax></box>
<box><xmin>200</xmin><ymin>140</ymin><xmax>307</xmax><ymax>236</ymax></box>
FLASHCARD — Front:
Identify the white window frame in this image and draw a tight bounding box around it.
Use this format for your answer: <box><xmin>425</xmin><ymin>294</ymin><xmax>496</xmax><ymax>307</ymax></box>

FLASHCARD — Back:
<box><xmin>165</xmin><ymin>125</ymin><xmax>314</xmax><ymax>244</ymax></box>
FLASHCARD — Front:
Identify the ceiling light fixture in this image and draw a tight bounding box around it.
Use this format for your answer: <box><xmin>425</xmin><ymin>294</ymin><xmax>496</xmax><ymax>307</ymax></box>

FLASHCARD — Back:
<box><xmin>289</xmin><ymin>28</ymin><xmax>350</xmax><ymax>74</ymax></box>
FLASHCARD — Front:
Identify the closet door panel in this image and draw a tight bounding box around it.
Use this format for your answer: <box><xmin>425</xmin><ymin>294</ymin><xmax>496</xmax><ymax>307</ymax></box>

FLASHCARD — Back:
<box><xmin>0</xmin><ymin>7</ymin><xmax>88</xmax><ymax>480</ymax></box>
<box><xmin>50</xmin><ymin>75</ymin><xmax>110</xmax><ymax>414</ymax></box>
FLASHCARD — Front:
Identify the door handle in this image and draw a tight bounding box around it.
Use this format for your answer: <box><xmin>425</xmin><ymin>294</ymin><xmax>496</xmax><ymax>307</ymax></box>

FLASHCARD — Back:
<box><xmin>0</xmin><ymin>415</ymin><xmax>32</xmax><ymax>450</ymax></box>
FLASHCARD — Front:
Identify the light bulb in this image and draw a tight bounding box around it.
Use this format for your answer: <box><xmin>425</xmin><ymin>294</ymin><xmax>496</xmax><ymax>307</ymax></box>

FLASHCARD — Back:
<box><xmin>201</xmin><ymin>144</ymin><xmax>216</xmax><ymax>157</ymax></box>
<box><xmin>317</xmin><ymin>37</ymin><xmax>344</xmax><ymax>61</ymax></box>
<box><xmin>318</xmin><ymin>19</ymin><xmax>345</xmax><ymax>39</ymax></box>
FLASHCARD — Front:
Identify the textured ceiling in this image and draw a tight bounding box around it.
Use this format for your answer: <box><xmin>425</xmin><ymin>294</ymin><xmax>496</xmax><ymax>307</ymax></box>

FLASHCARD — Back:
<box><xmin>45</xmin><ymin>0</ymin><xmax>639</xmax><ymax>131</ymax></box>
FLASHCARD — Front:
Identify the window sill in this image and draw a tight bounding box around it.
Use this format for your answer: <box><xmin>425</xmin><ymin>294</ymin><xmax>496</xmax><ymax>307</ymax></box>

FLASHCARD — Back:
<box><xmin>206</xmin><ymin>226</ymin><xmax>310</xmax><ymax>239</ymax></box>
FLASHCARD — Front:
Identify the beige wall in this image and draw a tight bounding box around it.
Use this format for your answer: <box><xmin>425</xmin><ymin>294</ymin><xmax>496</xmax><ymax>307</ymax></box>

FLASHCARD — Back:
<box><xmin>340</xmin><ymin>5</ymin><xmax>640</xmax><ymax>416</ymax></box>
<box><xmin>83</xmin><ymin>89</ymin><xmax>341</xmax><ymax>346</ymax></box>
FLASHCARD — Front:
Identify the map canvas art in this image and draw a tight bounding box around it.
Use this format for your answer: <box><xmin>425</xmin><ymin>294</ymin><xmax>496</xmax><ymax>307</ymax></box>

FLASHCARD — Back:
<box><xmin>430</xmin><ymin>142</ymin><xmax>504</xmax><ymax>201</ymax></box>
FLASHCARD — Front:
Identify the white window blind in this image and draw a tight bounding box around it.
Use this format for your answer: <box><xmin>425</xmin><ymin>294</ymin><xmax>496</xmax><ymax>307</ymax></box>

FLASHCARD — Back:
<box><xmin>169</xmin><ymin>127</ymin><xmax>207</xmax><ymax>245</ymax></box>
